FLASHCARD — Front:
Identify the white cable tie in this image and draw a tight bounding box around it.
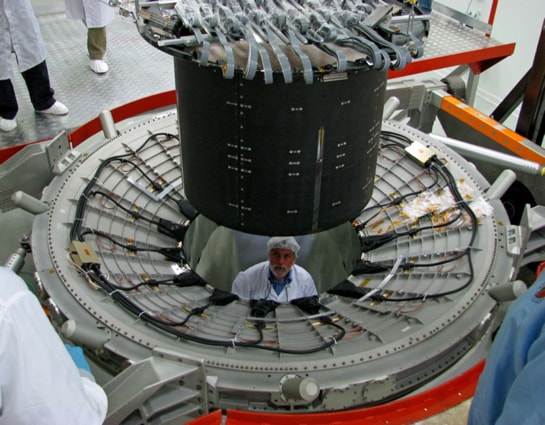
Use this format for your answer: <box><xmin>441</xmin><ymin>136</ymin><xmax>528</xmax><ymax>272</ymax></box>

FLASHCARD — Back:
<box><xmin>138</xmin><ymin>311</ymin><xmax>149</xmax><ymax>318</ymax></box>
<box><xmin>329</xmin><ymin>335</ymin><xmax>337</xmax><ymax>344</ymax></box>
<box><xmin>109</xmin><ymin>289</ymin><xmax>120</xmax><ymax>296</ymax></box>
<box><xmin>231</xmin><ymin>338</ymin><xmax>237</xmax><ymax>347</ymax></box>
<box><xmin>422</xmin><ymin>293</ymin><xmax>428</xmax><ymax>301</ymax></box>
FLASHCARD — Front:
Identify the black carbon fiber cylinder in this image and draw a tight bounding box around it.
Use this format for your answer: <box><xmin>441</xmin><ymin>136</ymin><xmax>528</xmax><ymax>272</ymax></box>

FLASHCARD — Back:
<box><xmin>175</xmin><ymin>58</ymin><xmax>387</xmax><ymax>235</ymax></box>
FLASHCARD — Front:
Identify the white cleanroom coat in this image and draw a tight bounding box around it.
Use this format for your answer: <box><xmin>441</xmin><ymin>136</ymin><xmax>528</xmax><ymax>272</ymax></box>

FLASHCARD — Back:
<box><xmin>64</xmin><ymin>0</ymin><xmax>116</xmax><ymax>28</ymax></box>
<box><xmin>0</xmin><ymin>0</ymin><xmax>47</xmax><ymax>80</ymax></box>
<box><xmin>0</xmin><ymin>267</ymin><xmax>107</xmax><ymax>425</ymax></box>
<box><xmin>232</xmin><ymin>261</ymin><xmax>318</xmax><ymax>302</ymax></box>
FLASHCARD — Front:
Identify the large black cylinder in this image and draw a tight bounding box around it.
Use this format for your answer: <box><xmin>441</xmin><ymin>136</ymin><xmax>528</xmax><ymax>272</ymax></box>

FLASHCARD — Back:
<box><xmin>175</xmin><ymin>58</ymin><xmax>387</xmax><ymax>235</ymax></box>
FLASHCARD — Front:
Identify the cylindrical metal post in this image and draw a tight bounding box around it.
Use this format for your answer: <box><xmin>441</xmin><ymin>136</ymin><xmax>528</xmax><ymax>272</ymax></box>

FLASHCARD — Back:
<box><xmin>99</xmin><ymin>110</ymin><xmax>118</xmax><ymax>139</ymax></box>
<box><xmin>486</xmin><ymin>169</ymin><xmax>517</xmax><ymax>200</ymax></box>
<box><xmin>280</xmin><ymin>376</ymin><xmax>320</xmax><ymax>402</ymax></box>
<box><xmin>383</xmin><ymin>96</ymin><xmax>401</xmax><ymax>120</ymax></box>
<box><xmin>62</xmin><ymin>319</ymin><xmax>111</xmax><ymax>349</ymax></box>
<box><xmin>429</xmin><ymin>134</ymin><xmax>545</xmax><ymax>176</ymax></box>
<box><xmin>11</xmin><ymin>191</ymin><xmax>49</xmax><ymax>214</ymax></box>
<box><xmin>488</xmin><ymin>280</ymin><xmax>527</xmax><ymax>302</ymax></box>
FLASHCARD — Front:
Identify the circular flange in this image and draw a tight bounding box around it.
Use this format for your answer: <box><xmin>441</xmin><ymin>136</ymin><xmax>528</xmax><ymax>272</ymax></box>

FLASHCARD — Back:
<box><xmin>31</xmin><ymin>111</ymin><xmax>511</xmax><ymax>413</ymax></box>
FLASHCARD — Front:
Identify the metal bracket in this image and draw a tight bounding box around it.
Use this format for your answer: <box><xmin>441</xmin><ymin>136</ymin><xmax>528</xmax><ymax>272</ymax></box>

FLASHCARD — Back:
<box><xmin>432</xmin><ymin>2</ymin><xmax>493</xmax><ymax>34</ymax></box>
<box><xmin>103</xmin><ymin>349</ymin><xmax>208</xmax><ymax>424</ymax></box>
<box><xmin>45</xmin><ymin>131</ymin><xmax>82</xmax><ymax>176</ymax></box>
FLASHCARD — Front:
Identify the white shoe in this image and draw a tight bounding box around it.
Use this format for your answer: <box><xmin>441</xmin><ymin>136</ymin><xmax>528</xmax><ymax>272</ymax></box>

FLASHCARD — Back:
<box><xmin>36</xmin><ymin>101</ymin><xmax>69</xmax><ymax>116</ymax></box>
<box><xmin>0</xmin><ymin>117</ymin><xmax>17</xmax><ymax>132</ymax></box>
<box><xmin>89</xmin><ymin>59</ymin><xmax>109</xmax><ymax>74</ymax></box>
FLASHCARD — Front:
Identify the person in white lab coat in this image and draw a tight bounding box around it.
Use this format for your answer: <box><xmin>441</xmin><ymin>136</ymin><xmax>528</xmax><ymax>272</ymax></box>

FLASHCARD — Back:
<box><xmin>0</xmin><ymin>266</ymin><xmax>107</xmax><ymax>425</ymax></box>
<box><xmin>0</xmin><ymin>0</ymin><xmax>68</xmax><ymax>132</ymax></box>
<box><xmin>232</xmin><ymin>236</ymin><xmax>318</xmax><ymax>302</ymax></box>
<box><xmin>64</xmin><ymin>0</ymin><xmax>116</xmax><ymax>74</ymax></box>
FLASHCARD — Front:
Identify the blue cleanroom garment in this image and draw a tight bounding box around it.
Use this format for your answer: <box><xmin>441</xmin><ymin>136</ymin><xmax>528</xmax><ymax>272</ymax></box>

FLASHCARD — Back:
<box><xmin>468</xmin><ymin>271</ymin><xmax>545</xmax><ymax>424</ymax></box>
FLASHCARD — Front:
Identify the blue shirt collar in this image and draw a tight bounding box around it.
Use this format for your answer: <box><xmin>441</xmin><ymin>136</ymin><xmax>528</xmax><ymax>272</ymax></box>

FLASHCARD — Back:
<box><xmin>268</xmin><ymin>269</ymin><xmax>293</xmax><ymax>295</ymax></box>
<box><xmin>268</xmin><ymin>268</ymin><xmax>293</xmax><ymax>284</ymax></box>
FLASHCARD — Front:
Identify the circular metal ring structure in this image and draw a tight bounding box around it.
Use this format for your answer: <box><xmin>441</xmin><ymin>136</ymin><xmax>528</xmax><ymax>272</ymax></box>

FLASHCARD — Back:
<box><xmin>31</xmin><ymin>110</ymin><xmax>513</xmax><ymax>424</ymax></box>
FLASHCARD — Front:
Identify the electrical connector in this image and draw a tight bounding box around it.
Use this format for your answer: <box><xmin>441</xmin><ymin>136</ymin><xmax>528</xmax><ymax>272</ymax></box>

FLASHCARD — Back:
<box><xmin>320</xmin><ymin>316</ymin><xmax>334</xmax><ymax>324</ymax></box>
<box><xmin>209</xmin><ymin>288</ymin><xmax>239</xmax><ymax>305</ymax></box>
<box><xmin>158</xmin><ymin>247</ymin><xmax>183</xmax><ymax>262</ymax></box>
<box><xmin>327</xmin><ymin>280</ymin><xmax>373</xmax><ymax>298</ymax></box>
<box><xmin>191</xmin><ymin>306</ymin><xmax>207</xmax><ymax>315</ymax></box>
<box><xmin>360</xmin><ymin>232</ymin><xmax>396</xmax><ymax>251</ymax></box>
<box><xmin>290</xmin><ymin>296</ymin><xmax>321</xmax><ymax>314</ymax></box>
<box><xmin>175</xmin><ymin>199</ymin><xmax>198</xmax><ymax>220</ymax></box>
<box><xmin>158</xmin><ymin>218</ymin><xmax>188</xmax><ymax>241</ymax></box>
<box><xmin>352</xmin><ymin>260</ymin><xmax>390</xmax><ymax>275</ymax></box>
<box><xmin>70</xmin><ymin>241</ymin><xmax>100</xmax><ymax>269</ymax></box>
<box><xmin>173</xmin><ymin>270</ymin><xmax>206</xmax><ymax>287</ymax></box>
<box><xmin>405</xmin><ymin>141</ymin><xmax>436</xmax><ymax>166</ymax></box>
<box><xmin>250</xmin><ymin>299</ymin><xmax>279</xmax><ymax>318</ymax></box>
<box><xmin>254</xmin><ymin>320</ymin><xmax>266</xmax><ymax>331</ymax></box>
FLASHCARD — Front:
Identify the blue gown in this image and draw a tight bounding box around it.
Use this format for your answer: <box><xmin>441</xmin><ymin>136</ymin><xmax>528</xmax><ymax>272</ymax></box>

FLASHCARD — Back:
<box><xmin>468</xmin><ymin>271</ymin><xmax>545</xmax><ymax>424</ymax></box>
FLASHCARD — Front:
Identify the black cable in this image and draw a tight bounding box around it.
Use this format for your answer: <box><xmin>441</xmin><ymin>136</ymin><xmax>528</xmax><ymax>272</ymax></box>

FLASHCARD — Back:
<box><xmin>373</xmin><ymin>155</ymin><xmax>479</xmax><ymax>302</ymax></box>
<box><xmin>118</xmin><ymin>158</ymin><xmax>164</xmax><ymax>191</ymax></box>
<box><xmin>79</xmin><ymin>229</ymin><xmax>183</xmax><ymax>262</ymax></box>
<box><xmin>355</xmin><ymin>136</ymin><xmax>441</xmax><ymax>230</ymax></box>
<box><xmin>380</xmin><ymin>130</ymin><xmax>413</xmax><ymax>146</ymax></box>
<box><xmin>358</xmin><ymin>153</ymin><xmax>460</xmax><ymax>252</ymax></box>
<box><xmin>89</xmin><ymin>190</ymin><xmax>188</xmax><ymax>241</ymax></box>
<box><xmin>91</xmin><ymin>274</ymin><xmax>198</xmax><ymax>292</ymax></box>
<box><xmin>381</xmin><ymin>250</ymin><xmax>475</xmax><ymax>302</ymax></box>
<box><xmin>70</xmin><ymin>132</ymin><xmax>348</xmax><ymax>353</ymax></box>
<box><xmin>86</xmin><ymin>264</ymin><xmax>345</xmax><ymax>354</ymax></box>
<box><xmin>90</xmin><ymin>190</ymin><xmax>161</xmax><ymax>226</ymax></box>
<box><xmin>354</xmin><ymin>131</ymin><xmax>479</xmax><ymax>302</ymax></box>
<box><xmin>70</xmin><ymin>132</ymin><xmax>178</xmax><ymax>242</ymax></box>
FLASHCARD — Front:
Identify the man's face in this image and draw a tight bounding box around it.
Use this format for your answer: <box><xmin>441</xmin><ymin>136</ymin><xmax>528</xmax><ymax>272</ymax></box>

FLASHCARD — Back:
<box><xmin>269</xmin><ymin>248</ymin><xmax>295</xmax><ymax>280</ymax></box>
